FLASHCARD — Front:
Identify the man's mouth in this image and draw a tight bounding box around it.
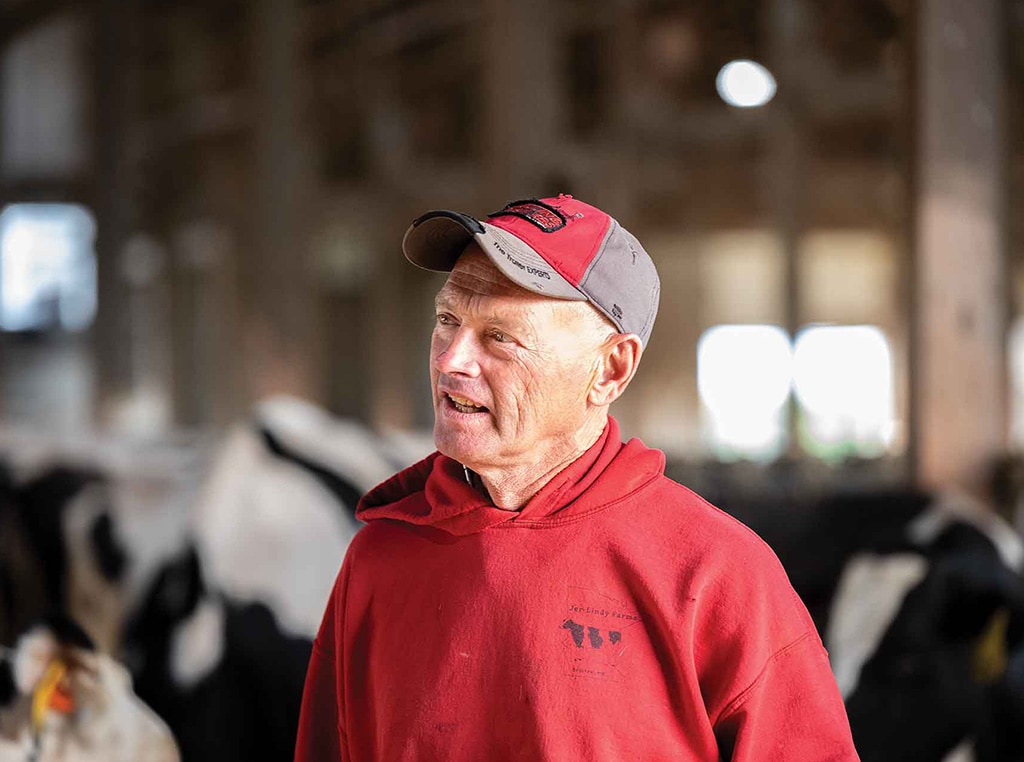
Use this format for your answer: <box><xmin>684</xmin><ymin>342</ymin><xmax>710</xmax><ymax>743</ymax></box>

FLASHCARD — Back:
<box><xmin>444</xmin><ymin>393</ymin><xmax>488</xmax><ymax>414</ymax></box>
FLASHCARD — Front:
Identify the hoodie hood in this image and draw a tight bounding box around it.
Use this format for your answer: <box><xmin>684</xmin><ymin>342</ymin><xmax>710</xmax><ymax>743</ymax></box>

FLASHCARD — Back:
<box><xmin>356</xmin><ymin>418</ymin><xmax>665</xmax><ymax>536</ymax></box>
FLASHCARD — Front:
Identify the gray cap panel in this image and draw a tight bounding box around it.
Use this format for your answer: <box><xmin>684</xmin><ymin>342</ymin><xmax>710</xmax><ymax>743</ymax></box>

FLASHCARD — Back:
<box><xmin>578</xmin><ymin>221</ymin><xmax>660</xmax><ymax>346</ymax></box>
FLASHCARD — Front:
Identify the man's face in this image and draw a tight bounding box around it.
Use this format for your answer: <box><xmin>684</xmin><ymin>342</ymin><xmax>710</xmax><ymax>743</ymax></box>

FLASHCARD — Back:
<box><xmin>430</xmin><ymin>246</ymin><xmax>609</xmax><ymax>472</ymax></box>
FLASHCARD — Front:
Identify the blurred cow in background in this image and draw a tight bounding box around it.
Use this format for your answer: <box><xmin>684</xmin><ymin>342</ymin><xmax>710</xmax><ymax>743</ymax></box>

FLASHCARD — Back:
<box><xmin>122</xmin><ymin>544</ymin><xmax>313</xmax><ymax>762</ymax></box>
<box><xmin>0</xmin><ymin>614</ymin><xmax>179</xmax><ymax>762</ymax></box>
<box><xmin>189</xmin><ymin>395</ymin><xmax>398</xmax><ymax>638</ymax></box>
<box><xmin>120</xmin><ymin>395</ymin><xmax>416</xmax><ymax>762</ymax></box>
<box><xmin>761</xmin><ymin>489</ymin><xmax>1024</xmax><ymax>762</ymax></box>
<box><xmin>0</xmin><ymin>395</ymin><xmax>428</xmax><ymax>761</ymax></box>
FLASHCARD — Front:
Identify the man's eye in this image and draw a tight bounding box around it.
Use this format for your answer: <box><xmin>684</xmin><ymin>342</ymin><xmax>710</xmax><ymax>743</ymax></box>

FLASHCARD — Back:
<box><xmin>490</xmin><ymin>330</ymin><xmax>511</xmax><ymax>343</ymax></box>
<box><xmin>436</xmin><ymin>313</ymin><xmax>455</xmax><ymax>326</ymax></box>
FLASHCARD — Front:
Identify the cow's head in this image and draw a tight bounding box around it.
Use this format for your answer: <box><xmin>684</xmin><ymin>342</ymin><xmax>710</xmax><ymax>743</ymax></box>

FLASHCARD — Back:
<box><xmin>2</xmin><ymin>465</ymin><xmax>129</xmax><ymax>652</ymax></box>
<box><xmin>833</xmin><ymin>528</ymin><xmax>1024</xmax><ymax>762</ymax></box>
<box><xmin>0</xmin><ymin>614</ymin><xmax>180</xmax><ymax>762</ymax></box>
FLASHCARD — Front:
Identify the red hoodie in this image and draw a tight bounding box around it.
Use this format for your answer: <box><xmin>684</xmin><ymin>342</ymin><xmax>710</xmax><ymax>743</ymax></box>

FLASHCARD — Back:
<box><xmin>294</xmin><ymin>419</ymin><xmax>858</xmax><ymax>761</ymax></box>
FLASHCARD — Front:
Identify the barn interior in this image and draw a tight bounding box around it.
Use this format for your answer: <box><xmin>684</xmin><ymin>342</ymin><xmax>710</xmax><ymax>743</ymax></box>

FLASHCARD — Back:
<box><xmin>2</xmin><ymin>0</ymin><xmax>1024</xmax><ymax>760</ymax></box>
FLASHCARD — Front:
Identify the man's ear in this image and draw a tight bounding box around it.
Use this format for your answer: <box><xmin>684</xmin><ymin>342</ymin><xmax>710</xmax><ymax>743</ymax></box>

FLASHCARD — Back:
<box><xmin>588</xmin><ymin>334</ymin><xmax>643</xmax><ymax>407</ymax></box>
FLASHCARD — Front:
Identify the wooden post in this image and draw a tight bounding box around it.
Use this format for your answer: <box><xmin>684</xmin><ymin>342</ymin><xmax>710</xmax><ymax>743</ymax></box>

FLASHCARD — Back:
<box><xmin>242</xmin><ymin>0</ymin><xmax>320</xmax><ymax>406</ymax></box>
<box><xmin>913</xmin><ymin>0</ymin><xmax>1008</xmax><ymax>493</ymax></box>
<box><xmin>92</xmin><ymin>0</ymin><xmax>140</xmax><ymax>425</ymax></box>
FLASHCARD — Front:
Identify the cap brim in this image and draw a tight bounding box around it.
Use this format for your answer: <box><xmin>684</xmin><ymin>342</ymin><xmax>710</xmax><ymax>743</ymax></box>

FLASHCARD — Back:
<box><xmin>402</xmin><ymin>211</ymin><xmax>586</xmax><ymax>301</ymax></box>
<box><xmin>402</xmin><ymin>211</ymin><xmax>482</xmax><ymax>271</ymax></box>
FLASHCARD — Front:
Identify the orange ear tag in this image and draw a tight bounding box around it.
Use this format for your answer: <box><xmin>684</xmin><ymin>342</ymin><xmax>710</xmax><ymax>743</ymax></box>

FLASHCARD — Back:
<box><xmin>48</xmin><ymin>680</ymin><xmax>75</xmax><ymax>714</ymax></box>
<box><xmin>30</xmin><ymin>660</ymin><xmax>70</xmax><ymax>732</ymax></box>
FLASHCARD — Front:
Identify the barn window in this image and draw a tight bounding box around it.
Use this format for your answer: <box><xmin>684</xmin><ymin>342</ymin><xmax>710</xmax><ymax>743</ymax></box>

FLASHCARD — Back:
<box><xmin>792</xmin><ymin>324</ymin><xmax>896</xmax><ymax>459</ymax></box>
<box><xmin>0</xmin><ymin>203</ymin><xmax>97</xmax><ymax>332</ymax></box>
<box><xmin>697</xmin><ymin>324</ymin><xmax>792</xmax><ymax>461</ymax></box>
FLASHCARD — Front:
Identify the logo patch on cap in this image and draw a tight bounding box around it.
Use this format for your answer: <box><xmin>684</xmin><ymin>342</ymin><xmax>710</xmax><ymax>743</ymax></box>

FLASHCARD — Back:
<box><xmin>488</xmin><ymin>199</ymin><xmax>566</xmax><ymax>233</ymax></box>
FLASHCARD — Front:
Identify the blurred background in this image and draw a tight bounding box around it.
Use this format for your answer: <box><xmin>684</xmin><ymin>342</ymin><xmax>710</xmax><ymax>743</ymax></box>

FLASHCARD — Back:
<box><xmin>1</xmin><ymin>0</ymin><xmax>1023</xmax><ymax>498</ymax></box>
<box><xmin>2</xmin><ymin>1</ymin><xmax>1024</xmax><ymax>760</ymax></box>
<box><xmin>2</xmin><ymin>0</ymin><xmax>1024</xmax><ymax>491</ymax></box>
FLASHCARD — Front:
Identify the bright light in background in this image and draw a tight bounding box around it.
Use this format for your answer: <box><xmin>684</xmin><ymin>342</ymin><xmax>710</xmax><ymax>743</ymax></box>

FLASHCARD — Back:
<box><xmin>792</xmin><ymin>325</ymin><xmax>895</xmax><ymax>458</ymax></box>
<box><xmin>716</xmin><ymin>59</ymin><xmax>777</xmax><ymax>108</ymax></box>
<box><xmin>698</xmin><ymin>325</ymin><xmax>791</xmax><ymax>460</ymax></box>
<box><xmin>0</xmin><ymin>204</ymin><xmax>96</xmax><ymax>332</ymax></box>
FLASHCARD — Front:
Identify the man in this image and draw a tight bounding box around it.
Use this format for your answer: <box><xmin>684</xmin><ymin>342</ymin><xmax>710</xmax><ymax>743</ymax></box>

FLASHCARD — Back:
<box><xmin>294</xmin><ymin>195</ymin><xmax>858</xmax><ymax>761</ymax></box>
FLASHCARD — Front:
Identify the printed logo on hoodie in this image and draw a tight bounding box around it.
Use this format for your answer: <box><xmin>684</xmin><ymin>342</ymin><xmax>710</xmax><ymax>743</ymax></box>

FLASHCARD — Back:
<box><xmin>560</xmin><ymin>586</ymin><xmax>643</xmax><ymax>682</ymax></box>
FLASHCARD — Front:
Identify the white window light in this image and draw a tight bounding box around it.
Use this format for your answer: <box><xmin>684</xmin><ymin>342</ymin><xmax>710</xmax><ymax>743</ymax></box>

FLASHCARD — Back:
<box><xmin>697</xmin><ymin>324</ymin><xmax>792</xmax><ymax>460</ymax></box>
<box><xmin>0</xmin><ymin>203</ymin><xmax>96</xmax><ymax>332</ymax></box>
<box><xmin>792</xmin><ymin>325</ymin><xmax>895</xmax><ymax>457</ymax></box>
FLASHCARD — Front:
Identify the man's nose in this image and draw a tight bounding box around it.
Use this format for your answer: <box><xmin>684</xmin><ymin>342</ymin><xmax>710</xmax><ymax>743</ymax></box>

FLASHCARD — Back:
<box><xmin>435</xmin><ymin>328</ymin><xmax>481</xmax><ymax>377</ymax></box>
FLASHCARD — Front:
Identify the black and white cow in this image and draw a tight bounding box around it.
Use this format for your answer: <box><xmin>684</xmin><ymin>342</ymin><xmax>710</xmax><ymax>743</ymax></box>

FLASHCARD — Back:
<box><xmin>764</xmin><ymin>489</ymin><xmax>1024</xmax><ymax>762</ymax></box>
<box><xmin>122</xmin><ymin>545</ymin><xmax>311</xmax><ymax>762</ymax></box>
<box><xmin>121</xmin><ymin>395</ymin><xmax>408</xmax><ymax>762</ymax></box>
<box><xmin>187</xmin><ymin>396</ymin><xmax>397</xmax><ymax>638</ymax></box>
<box><xmin>0</xmin><ymin>614</ymin><xmax>179</xmax><ymax>762</ymax></box>
<box><xmin>1</xmin><ymin>397</ymin><xmax>427</xmax><ymax>761</ymax></box>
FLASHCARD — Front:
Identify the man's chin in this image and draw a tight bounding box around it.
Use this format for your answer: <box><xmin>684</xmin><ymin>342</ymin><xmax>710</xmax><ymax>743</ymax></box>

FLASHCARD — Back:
<box><xmin>434</xmin><ymin>427</ymin><xmax>493</xmax><ymax>468</ymax></box>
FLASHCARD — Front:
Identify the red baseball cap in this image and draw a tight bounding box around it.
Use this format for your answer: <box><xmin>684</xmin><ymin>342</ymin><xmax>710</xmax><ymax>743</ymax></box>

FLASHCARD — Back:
<box><xmin>402</xmin><ymin>195</ymin><xmax>660</xmax><ymax>347</ymax></box>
